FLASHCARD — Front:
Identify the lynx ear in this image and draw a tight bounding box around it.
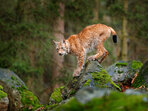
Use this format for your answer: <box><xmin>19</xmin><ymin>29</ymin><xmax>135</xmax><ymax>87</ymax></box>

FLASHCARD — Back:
<box><xmin>63</xmin><ymin>39</ymin><xmax>66</xmax><ymax>43</ymax></box>
<box><xmin>53</xmin><ymin>40</ymin><xmax>57</xmax><ymax>45</ymax></box>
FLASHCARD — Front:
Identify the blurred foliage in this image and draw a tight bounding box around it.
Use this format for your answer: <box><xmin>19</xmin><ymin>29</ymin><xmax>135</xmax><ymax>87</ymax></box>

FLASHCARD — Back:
<box><xmin>0</xmin><ymin>0</ymin><xmax>54</xmax><ymax>78</ymax></box>
<box><xmin>55</xmin><ymin>92</ymin><xmax>148</xmax><ymax>111</ymax></box>
<box><xmin>107</xmin><ymin>0</ymin><xmax>148</xmax><ymax>40</ymax></box>
<box><xmin>0</xmin><ymin>0</ymin><xmax>147</xmax><ymax>103</ymax></box>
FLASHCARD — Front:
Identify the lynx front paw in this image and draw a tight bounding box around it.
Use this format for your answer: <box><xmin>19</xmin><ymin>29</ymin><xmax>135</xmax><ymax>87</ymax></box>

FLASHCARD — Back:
<box><xmin>73</xmin><ymin>69</ymin><xmax>81</xmax><ymax>77</ymax></box>
<box><xmin>87</xmin><ymin>55</ymin><xmax>97</xmax><ymax>61</ymax></box>
<box><xmin>98</xmin><ymin>59</ymin><xmax>103</xmax><ymax>64</ymax></box>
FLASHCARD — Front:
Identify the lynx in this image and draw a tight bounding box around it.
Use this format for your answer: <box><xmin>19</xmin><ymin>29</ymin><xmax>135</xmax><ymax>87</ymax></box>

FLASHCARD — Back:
<box><xmin>53</xmin><ymin>24</ymin><xmax>117</xmax><ymax>76</ymax></box>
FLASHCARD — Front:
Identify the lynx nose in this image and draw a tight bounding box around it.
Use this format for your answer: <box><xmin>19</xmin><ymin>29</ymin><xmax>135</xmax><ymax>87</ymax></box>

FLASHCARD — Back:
<box><xmin>59</xmin><ymin>53</ymin><xmax>63</xmax><ymax>56</ymax></box>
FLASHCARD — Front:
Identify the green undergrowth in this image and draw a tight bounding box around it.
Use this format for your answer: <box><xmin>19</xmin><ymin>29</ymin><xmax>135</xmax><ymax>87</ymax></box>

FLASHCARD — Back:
<box><xmin>0</xmin><ymin>85</ymin><xmax>7</xmax><ymax>99</ymax></box>
<box><xmin>55</xmin><ymin>91</ymin><xmax>148</xmax><ymax>111</ymax></box>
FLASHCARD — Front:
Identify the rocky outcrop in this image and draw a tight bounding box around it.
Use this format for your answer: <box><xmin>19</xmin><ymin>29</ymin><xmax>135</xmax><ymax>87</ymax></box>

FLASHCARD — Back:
<box><xmin>0</xmin><ymin>68</ymin><xmax>41</xmax><ymax>111</ymax></box>
<box><xmin>49</xmin><ymin>61</ymin><xmax>121</xmax><ymax>105</ymax></box>
<box><xmin>48</xmin><ymin>60</ymin><xmax>144</xmax><ymax>107</ymax></box>
<box><xmin>106</xmin><ymin>60</ymin><xmax>143</xmax><ymax>84</ymax></box>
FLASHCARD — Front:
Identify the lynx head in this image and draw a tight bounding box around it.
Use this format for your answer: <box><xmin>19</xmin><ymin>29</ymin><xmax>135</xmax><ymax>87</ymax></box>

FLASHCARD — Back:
<box><xmin>53</xmin><ymin>40</ymin><xmax>70</xmax><ymax>56</ymax></box>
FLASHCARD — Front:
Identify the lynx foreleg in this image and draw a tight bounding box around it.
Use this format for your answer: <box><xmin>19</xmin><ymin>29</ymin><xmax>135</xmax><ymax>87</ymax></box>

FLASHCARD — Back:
<box><xmin>73</xmin><ymin>52</ymin><xmax>86</xmax><ymax>77</ymax></box>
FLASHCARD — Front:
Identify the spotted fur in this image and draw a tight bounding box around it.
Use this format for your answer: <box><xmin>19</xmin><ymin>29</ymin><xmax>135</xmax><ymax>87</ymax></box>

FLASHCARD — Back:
<box><xmin>53</xmin><ymin>24</ymin><xmax>117</xmax><ymax>76</ymax></box>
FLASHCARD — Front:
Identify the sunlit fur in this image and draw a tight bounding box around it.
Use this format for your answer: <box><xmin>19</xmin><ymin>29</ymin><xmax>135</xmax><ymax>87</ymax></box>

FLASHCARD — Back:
<box><xmin>54</xmin><ymin>24</ymin><xmax>117</xmax><ymax>77</ymax></box>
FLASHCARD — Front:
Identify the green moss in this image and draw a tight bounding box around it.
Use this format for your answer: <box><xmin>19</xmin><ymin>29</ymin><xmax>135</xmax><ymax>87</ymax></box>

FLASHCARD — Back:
<box><xmin>10</xmin><ymin>75</ymin><xmax>41</xmax><ymax>109</ymax></box>
<box><xmin>45</xmin><ymin>104</ymin><xmax>58</xmax><ymax>110</ymax></box>
<box><xmin>50</xmin><ymin>87</ymin><xmax>63</xmax><ymax>103</ymax></box>
<box><xmin>91</xmin><ymin>70</ymin><xmax>110</xmax><ymax>88</ymax></box>
<box><xmin>118</xmin><ymin>70</ymin><xmax>124</xmax><ymax>74</ymax></box>
<box><xmin>83</xmin><ymin>79</ymin><xmax>91</xmax><ymax>87</ymax></box>
<box><xmin>131</xmin><ymin>60</ymin><xmax>143</xmax><ymax>70</ymax></box>
<box><xmin>72</xmin><ymin>78</ymin><xmax>78</xmax><ymax>83</ymax></box>
<box><xmin>11</xmin><ymin>76</ymin><xmax>16</xmax><ymax>80</ymax></box>
<box><xmin>17</xmin><ymin>85</ymin><xmax>41</xmax><ymax>110</ymax></box>
<box><xmin>70</xmin><ymin>89</ymin><xmax>77</xmax><ymax>95</ymax></box>
<box><xmin>55</xmin><ymin>97</ymin><xmax>83</xmax><ymax>111</ymax></box>
<box><xmin>132</xmin><ymin>75</ymin><xmax>145</xmax><ymax>88</ymax></box>
<box><xmin>0</xmin><ymin>85</ymin><xmax>3</xmax><ymax>90</ymax></box>
<box><xmin>131</xmin><ymin>61</ymin><xmax>146</xmax><ymax>88</ymax></box>
<box><xmin>90</xmin><ymin>69</ymin><xmax>121</xmax><ymax>90</ymax></box>
<box><xmin>54</xmin><ymin>91</ymin><xmax>148</xmax><ymax>111</ymax></box>
<box><xmin>115</xmin><ymin>62</ymin><xmax>128</xmax><ymax>67</ymax></box>
<box><xmin>0</xmin><ymin>85</ymin><xmax>7</xmax><ymax>99</ymax></box>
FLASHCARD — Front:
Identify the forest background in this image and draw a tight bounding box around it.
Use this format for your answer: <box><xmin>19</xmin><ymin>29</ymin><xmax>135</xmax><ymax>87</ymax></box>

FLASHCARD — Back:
<box><xmin>0</xmin><ymin>0</ymin><xmax>147</xmax><ymax>103</ymax></box>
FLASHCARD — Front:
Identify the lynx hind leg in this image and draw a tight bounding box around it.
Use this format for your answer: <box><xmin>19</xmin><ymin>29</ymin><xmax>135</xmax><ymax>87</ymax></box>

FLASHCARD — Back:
<box><xmin>87</xmin><ymin>55</ymin><xmax>97</xmax><ymax>61</ymax></box>
<box><xmin>73</xmin><ymin>53</ymin><xmax>86</xmax><ymax>77</ymax></box>
<box><xmin>98</xmin><ymin>47</ymin><xmax>109</xmax><ymax>63</ymax></box>
<box><xmin>87</xmin><ymin>44</ymin><xmax>104</xmax><ymax>61</ymax></box>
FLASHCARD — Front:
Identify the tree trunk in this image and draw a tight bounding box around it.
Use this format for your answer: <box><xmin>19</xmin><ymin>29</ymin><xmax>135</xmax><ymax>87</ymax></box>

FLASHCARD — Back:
<box><xmin>52</xmin><ymin>2</ymin><xmax>65</xmax><ymax>88</ymax></box>
<box><xmin>93</xmin><ymin>0</ymin><xmax>100</xmax><ymax>22</ymax></box>
<box><xmin>121</xmin><ymin>0</ymin><xmax>128</xmax><ymax>61</ymax></box>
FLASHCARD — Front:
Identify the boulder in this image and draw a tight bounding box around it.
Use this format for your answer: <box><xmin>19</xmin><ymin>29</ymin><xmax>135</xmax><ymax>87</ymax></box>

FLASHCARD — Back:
<box><xmin>0</xmin><ymin>68</ymin><xmax>26</xmax><ymax>111</ymax></box>
<box><xmin>106</xmin><ymin>60</ymin><xmax>143</xmax><ymax>84</ymax></box>
<box><xmin>0</xmin><ymin>68</ymin><xmax>41</xmax><ymax>111</ymax></box>
<box><xmin>68</xmin><ymin>61</ymin><xmax>120</xmax><ymax>91</ymax></box>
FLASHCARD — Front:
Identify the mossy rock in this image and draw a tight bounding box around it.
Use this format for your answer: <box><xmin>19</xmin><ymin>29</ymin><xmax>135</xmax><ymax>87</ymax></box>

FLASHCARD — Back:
<box><xmin>61</xmin><ymin>61</ymin><xmax>120</xmax><ymax>100</ymax></box>
<box><xmin>49</xmin><ymin>86</ymin><xmax>65</xmax><ymax>104</ymax></box>
<box><xmin>16</xmin><ymin>85</ymin><xmax>42</xmax><ymax>111</ymax></box>
<box><xmin>132</xmin><ymin>61</ymin><xmax>148</xmax><ymax>88</ymax></box>
<box><xmin>0</xmin><ymin>85</ymin><xmax>9</xmax><ymax>111</ymax></box>
<box><xmin>79</xmin><ymin>61</ymin><xmax>121</xmax><ymax>90</ymax></box>
<box><xmin>0</xmin><ymin>68</ymin><xmax>41</xmax><ymax>111</ymax></box>
<box><xmin>0</xmin><ymin>85</ymin><xmax>7</xmax><ymax>99</ymax></box>
<box><xmin>54</xmin><ymin>88</ymin><xmax>148</xmax><ymax>111</ymax></box>
<box><xmin>106</xmin><ymin>60</ymin><xmax>143</xmax><ymax>84</ymax></box>
<box><xmin>0</xmin><ymin>68</ymin><xmax>26</xmax><ymax>110</ymax></box>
